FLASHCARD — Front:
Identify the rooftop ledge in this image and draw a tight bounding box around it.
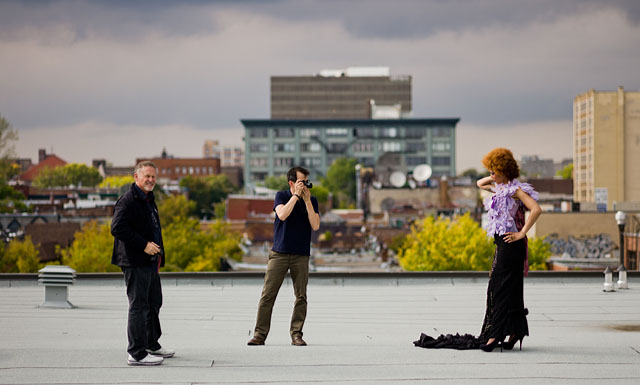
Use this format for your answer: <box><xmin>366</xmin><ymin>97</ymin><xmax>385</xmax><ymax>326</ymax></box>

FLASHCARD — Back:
<box><xmin>2</xmin><ymin>270</ymin><xmax>637</xmax><ymax>287</ymax></box>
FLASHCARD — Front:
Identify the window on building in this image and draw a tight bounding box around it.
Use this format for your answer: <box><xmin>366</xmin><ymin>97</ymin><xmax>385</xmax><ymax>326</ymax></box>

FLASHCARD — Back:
<box><xmin>250</xmin><ymin>128</ymin><xmax>268</xmax><ymax>138</ymax></box>
<box><xmin>382</xmin><ymin>127</ymin><xmax>397</xmax><ymax>138</ymax></box>
<box><xmin>380</xmin><ymin>142</ymin><xmax>401</xmax><ymax>152</ymax></box>
<box><xmin>406</xmin><ymin>142</ymin><xmax>426</xmax><ymax>152</ymax></box>
<box><xmin>274</xmin><ymin>157</ymin><xmax>294</xmax><ymax>167</ymax></box>
<box><xmin>175</xmin><ymin>166</ymin><xmax>180</xmax><ymax>174</ymax></box>
<box><xmin>301</xmin><ymin>158</ymin><xmax>322</xmax><ymax>167</ymax></box>
<box><xmin>274</xmin><ymin>143</ymin><xmax>296</xmax><ymax>152</ymax></box>
<box><xmin>407</xmin><ymin>156</ymin><xmax>427</xmax><ymax>166</ymax></box>
<box><xmin>250</xmin><ymin>143</ymin><xmax>269</xmax><ymax>152</ymax></box>
<box><xmin>431</xmin><ymin>142</ymin><xmax>450</xmax><ymax>152</ymax></box>
<box><xmin>299</xmin><ymin>128</ymin><xmax>319</xmax><ymax>138</ymax></box>
<box><xmin>433</xmin><ymin>127</ymin><xmax>451</xmax><ymax>137</ymax></box>
<box><xmin>182</xmin><ymin>167</ymin><xmax>187</xmax><ymax>174</ymax></box>
<box><xmin>301</xmin><ymin>142</ymin><xmax>321</xmax><ymax>152</ymax></box>
<box><xmin>188</xmin><ymin>166</ymin><xmax>194</xmax><ymax>175</ymax></box>
<box><xmin>195</xmin><ymin>167</ymin><xmax>200</xmax><ymax>174</ymax></box>
<box><xmin>432</xmin><ymin>156</ymin><xmax>450</xmax><ymax>166</ymax></box>
<box><xmin>326</xmin><ymin>127</ymin><xmax>349</xmax><ymax>136</ymax></box>
<box><xmin>275</xmin><ymin>127</ymin><xmax>294</xmax><ymax>138</ymax></box>
<box><xmin>208</xmin><ymin>167</ymin><xmax>214</xmax><ymax>174</ymax></box>
<box><xmin>352</xmin><ymin>142</ymin><xmax>374</xmax><ymax>152</ymax></box>
<box><xmin>250</xmin><ymin>157</ymin><xmax>268</xmax><ymax>167</ymax></box>
<box><xmin>405</xmin><ymin>127</ymin><xmax>424</xmax><ymax>138</ymax></box>
<box><xmin>328</xmin><ymin>143</ymin><xmax>349</xmax><ymax>153</ymax></box>
<box><xmin>355</xmin><ymin>127</ymin><xmax>375</xmax><ymax>138</ymax></box>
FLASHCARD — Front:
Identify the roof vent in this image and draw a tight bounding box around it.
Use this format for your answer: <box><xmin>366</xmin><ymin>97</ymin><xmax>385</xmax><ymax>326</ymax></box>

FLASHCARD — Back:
<box><xmin>38</xmin><ymin>265</ymin><xmax>77</xmax><ymax>309</ymax></box>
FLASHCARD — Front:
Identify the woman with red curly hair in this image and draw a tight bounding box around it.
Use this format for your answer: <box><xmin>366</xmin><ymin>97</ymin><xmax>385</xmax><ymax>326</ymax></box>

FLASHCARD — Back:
<box><xmin>476</xmin><ymin>148</ymin><xmax>541</xmax><ymax>352</ymax></box>
<box><xmin>413</xmin><ymin>148</ymin><xmax>541</xmax><ymax>353</ymax></box>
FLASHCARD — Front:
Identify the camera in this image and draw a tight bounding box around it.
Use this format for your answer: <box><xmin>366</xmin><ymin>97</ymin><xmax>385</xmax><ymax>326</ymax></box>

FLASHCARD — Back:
<box><xmin>303</xmin><ymin>180</ymin><xmax>313</xmax><ymax>189</ymax></box>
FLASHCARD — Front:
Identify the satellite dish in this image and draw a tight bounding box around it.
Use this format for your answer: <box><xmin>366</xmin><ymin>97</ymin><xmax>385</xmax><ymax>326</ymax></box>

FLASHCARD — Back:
<box><xmin>413</xmin><ymin>164</ymin><xmax>432</xmax><ymax>182</ymax></box>
<box><xmin>389</xmin><ymin>171</ymin><xmax>406</xmax><ymax>188</ymax></box>
<box><xmin>408</xmin><ymin>179</ymin><xmax>417</xmax><ymax>189</ymax></box>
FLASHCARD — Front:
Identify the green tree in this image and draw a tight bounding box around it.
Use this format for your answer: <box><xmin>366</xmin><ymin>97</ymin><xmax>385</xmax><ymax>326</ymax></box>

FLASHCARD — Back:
<box><xmin>157</xmin><ymin>194</ymin><xmax>195</xmax><ymax>226</ymax></box>
<box><xmin>59</xmin><ymin>221</ymin><xmax>119</xmax><ymax>272</ymax></box>
<box><xmin>64</xmin><ymin>163</ymin><xmax>102</xmax><ymax>187</ymax></box>
<box><xmin>398</xmin><ymin>213</ymin><xmax>495</xmax><ymax>271</ymax></box>
<box><xmin>33</xmin><ymin>166</ymin><xmax>67</xmax><ymax>188</ymax></box>
<box><xmin>162</xmin><ymin>218</ymin><xmax>242</xmax><ymax>272</ymax></box>
<box><xmin>99</xmin><ymin>175</ymin><xmax>134</xmax><ymax>189</ymax></box>
<box><xmin>556</xmin><ymin>163</ymin><xmax>573</xmax><ymax>180</ymax></box>
<box><xmin>0</xmin><ymin>116</ymin><xmax>19</xmax><ymax>181</ymax></box>
<box><xmin>321</xmin><ymin>157</ymin><xmax>357</xmax><ymax>208</ymax></box>
<box><xmin>213</xmin><ymin>200</ymin><xmax>226</xmax><ymax>219</ymax></box>
<box><xmin>185</xmin><ymin>221</ymin><xmax>243</xmax><ymax>271</ymax></box>
<box><xmin>527</xmin><ymin>237</ymin><xmax>551</xmax><ymax>271</ymax></box>
<box><xmin>0</xmin><ymin>236</ymin><xmax>41</xmax><ymax>273</ymax></box>
<box><xmin>263</xmin><ymin>175</ymin><xmax>289</xmax><ymax>191</ymax></box>
<box><xmin>0</xmin><ymin>183</ymin><xmax>29</xmax><ymax>213</ymax></box>
<box><xmin>311</xmin><ymin>184</ymin><xmax>330</xmax><ymax>204</ymax></box>
<box><xmin>34</xmin><ymin>163</ymin><xmax>102</xmax><ymax>188</ymax></box>
<box><xmin>0</xmin><ymin>116</ymin><xmax>28</xmax><ymax>213</ymax></box>
<box><xmin>179</xmin><ymin>174</ymin><xmax>236</xmax><ymax>218</ymax></box>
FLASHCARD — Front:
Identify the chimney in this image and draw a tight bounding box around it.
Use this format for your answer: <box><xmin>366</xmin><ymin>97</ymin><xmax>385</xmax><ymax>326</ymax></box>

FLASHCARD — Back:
<box><xmin>439</xmin><ymin>176</ymin><xmax>450</xmax><ymax>207</ymax></box>
<box><xmin>38</xmin><ymin>149</ymin><xmax>47</xmax><ymax>163</ymax></box>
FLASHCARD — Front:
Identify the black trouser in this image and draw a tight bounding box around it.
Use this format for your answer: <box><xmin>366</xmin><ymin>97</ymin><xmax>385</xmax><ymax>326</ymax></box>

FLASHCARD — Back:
<box><xmin>122</xmin><ymin>265</ymin><xmax>163</xmax><ymax>360</ymax></box>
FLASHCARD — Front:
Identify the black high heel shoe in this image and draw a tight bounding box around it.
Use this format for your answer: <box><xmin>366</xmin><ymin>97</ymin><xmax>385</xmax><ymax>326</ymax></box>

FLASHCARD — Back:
<box><xmin>480</xmin><ymin>337</ymin><xmax>504</xmax><ymax>352</ymax></box>
<box><xmin>502</xmin><ymin>335</ymin><xmax>525</xmax><ymax>351</ymax></box>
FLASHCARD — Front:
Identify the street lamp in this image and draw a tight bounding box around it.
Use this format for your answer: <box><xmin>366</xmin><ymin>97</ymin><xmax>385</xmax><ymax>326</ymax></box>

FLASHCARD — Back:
<box><xmin>615</xmin><ymin>211</ymin><xmax>626</xmax><ymax>268</ymax></box>
<box><xmin>355</xmin><ymin>164</ymin><xmax>362</xmax><ymax>211</ymax></box>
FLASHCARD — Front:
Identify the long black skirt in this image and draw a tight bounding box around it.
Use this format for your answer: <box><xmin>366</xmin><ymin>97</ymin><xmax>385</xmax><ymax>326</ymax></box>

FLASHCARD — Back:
<box><xmin>414</xmin><ymin>235</ymin><xmax>529</xmax><ymax>349</ymax></box>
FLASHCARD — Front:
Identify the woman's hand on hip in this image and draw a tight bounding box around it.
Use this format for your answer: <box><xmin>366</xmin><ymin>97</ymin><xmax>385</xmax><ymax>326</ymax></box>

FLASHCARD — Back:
<box><xmin>503</xmin><ymin>231</ymin><xmax>525</xmax><ymax>243</ymax></box>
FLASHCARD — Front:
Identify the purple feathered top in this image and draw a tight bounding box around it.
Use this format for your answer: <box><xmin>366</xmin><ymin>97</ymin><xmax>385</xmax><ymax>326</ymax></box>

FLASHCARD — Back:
<box><xmin>484</xmin><ymin>179</ymin><xmax>538</xmax><ymax>236</ymax></box>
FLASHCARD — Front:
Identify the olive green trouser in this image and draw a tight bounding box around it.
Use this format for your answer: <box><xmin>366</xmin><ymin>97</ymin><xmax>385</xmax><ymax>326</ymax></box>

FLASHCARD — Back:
<box><xmin>253</xmin><ymin>251</ymin><xmax>309</xmax><ymax>340</ymax></box>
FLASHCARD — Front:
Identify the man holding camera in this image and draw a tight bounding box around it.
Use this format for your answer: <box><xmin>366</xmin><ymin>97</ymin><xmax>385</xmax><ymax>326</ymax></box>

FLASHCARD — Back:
<box><xmin>111</xmin><ymin>161</ymin><xmax>174</xmax><ymax>366</ymax></box>
<box><xmin>248</xmin><ymin>166</ymin><xmax>320</xmax><ymax>346</ymax></box>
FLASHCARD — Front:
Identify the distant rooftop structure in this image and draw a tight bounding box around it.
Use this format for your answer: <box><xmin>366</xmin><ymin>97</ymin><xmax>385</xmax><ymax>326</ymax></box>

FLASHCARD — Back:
<box><xmin>316</xmin><ymin>66</ymin><xmax>391</xmax><ymax>77</ymax></box>
<box><xmin>18</xmin><ymin>149</ymin><xmax>67</xmax><ymax>183</ymax></box>
<box><xmin>271</xmin><ymin>66</ymin><xmax>411</xmax><ymax>119</ymax></box>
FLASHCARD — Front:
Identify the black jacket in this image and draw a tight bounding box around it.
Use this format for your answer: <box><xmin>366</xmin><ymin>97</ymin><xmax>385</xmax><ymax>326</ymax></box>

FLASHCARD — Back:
<box><xmin>111</xmin><ymin>183</ymin><xmax>165</xmax><ymax>267</ymax></box>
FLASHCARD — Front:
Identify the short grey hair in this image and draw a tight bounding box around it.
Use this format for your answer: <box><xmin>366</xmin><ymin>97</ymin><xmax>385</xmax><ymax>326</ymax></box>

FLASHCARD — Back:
<box><xmin>134</xmin><ymin>160</ymin><xmax>157</xmax><ymax>175</ymax></box>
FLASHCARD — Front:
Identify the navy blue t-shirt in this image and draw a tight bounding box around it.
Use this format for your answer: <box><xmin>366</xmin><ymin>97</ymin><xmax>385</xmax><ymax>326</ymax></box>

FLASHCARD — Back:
<box><xmin>271</xmin><ymin>190</ymin><xmax>319</xmax><ymax>256</ymax></box>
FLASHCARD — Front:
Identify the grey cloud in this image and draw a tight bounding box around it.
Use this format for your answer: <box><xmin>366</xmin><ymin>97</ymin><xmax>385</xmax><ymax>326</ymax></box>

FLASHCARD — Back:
<box><xmin>0</xmin><ymin>0</ymin><xmax>221</xmax><ymax>42</ymax></box>
<box><xmin>2</xmin><ymin>0</ymin><xmax>639</xmax><ymax>42</ymax></box>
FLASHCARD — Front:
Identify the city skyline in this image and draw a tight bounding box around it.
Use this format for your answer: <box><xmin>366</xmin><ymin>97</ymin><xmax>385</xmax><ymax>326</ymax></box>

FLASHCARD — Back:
<box><xmin>2</xmin><ymin>0</ymin><xmax>640</xmax><ymax>172</ymax></box>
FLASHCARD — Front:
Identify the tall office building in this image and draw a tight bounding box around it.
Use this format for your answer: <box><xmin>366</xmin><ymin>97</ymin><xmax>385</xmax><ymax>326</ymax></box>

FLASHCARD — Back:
<box><xmin>243</xmin><ymin>67</ymin><xmax>458</xmax><ymax>193</ymax></box>
<box><xmin>271</xmin><ymin>67</ymin><xmax>411</xmax><ymax>119</ymax></box>
<box><xmin>573</xmin><ymin>87</ymin><xmax>640</xmax><ymax>209</ymax></box>
<box><xmin>204</xmin><ymin>140</ymin><xmax>244</xmax><ymax>167</ymax></box>
<box><xmin>242</xmin><ymin>118</ymin><xmax>458</xmax><ymax>186</ymax></box>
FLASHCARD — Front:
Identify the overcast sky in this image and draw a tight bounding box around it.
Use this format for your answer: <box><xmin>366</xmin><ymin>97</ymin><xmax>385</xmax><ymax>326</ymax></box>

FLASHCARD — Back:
<box><xmin>1</xmin><ymin>0</ymin><xmax>639</xmax><ymax>173</ymax></box>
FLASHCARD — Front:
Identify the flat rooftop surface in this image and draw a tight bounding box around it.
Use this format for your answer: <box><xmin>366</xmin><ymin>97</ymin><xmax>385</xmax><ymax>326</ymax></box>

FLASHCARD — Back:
<box><xmin>1</xmin><ymin>274</ymin><xmax>639</xmax><ymax>384</ymax></box>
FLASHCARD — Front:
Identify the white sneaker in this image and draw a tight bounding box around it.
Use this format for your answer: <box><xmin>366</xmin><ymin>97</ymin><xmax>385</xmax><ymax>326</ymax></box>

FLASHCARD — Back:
<box><xmin>127</xmin><ymin>354</ymin><xmax>163</xmax><ymax>366</ymax></box>
<box><xmin>146</xmin><ymin>347</ymin><xmax>175</xmax><ymax>358</ymax></box>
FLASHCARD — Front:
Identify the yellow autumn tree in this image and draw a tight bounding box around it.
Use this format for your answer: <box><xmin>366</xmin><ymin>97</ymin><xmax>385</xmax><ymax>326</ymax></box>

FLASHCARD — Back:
<box><xmin>0</xmin><ymin>236</ymin><xmax>41</xmax><ymax>273</ymax></box>
<box><xmin>60</xmin><ymin>220</ymin><xmax>119</xmax><ymax>272</ymax></box>
<box><xmin>398</xmin><ymin>213</ymin><xmax>495</xmax><ymax>271</ymax></box>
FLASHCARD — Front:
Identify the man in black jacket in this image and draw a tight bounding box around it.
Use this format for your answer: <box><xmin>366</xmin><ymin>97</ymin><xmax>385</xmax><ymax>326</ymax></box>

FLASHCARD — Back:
<box><xmin>111</xmin><ymin>161</ymin><xmax>174</xmax><ymax>366</ymax></box>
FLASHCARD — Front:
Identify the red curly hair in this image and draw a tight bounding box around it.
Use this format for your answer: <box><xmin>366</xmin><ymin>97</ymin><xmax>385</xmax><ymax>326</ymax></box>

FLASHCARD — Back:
<box><xmin>482</xmin><ymin>148</ymin><xmax>520</xmax><ymax>181</ymax></box>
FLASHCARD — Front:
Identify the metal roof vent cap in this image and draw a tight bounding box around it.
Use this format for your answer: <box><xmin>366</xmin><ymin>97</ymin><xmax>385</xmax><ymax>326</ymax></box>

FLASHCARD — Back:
<box><xmin>38</xmin><ymin>265</ymin><xmax>77</xmax><ymax>309</ymax></box>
